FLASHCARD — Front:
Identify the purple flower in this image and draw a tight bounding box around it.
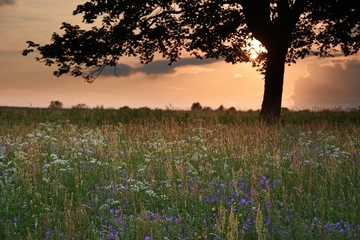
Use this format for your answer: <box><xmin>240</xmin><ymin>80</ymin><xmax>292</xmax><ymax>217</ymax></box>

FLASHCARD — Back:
<box><xmin>210</xmin><ymin>196</ymin><xmax>217</xmax><ymax>202</ymax></box>
<box><xmin>314</xmin><ymin>217</ymin><xmax>321</xmax><ymax>227</ymax></box>
<box><xmin>264</xmin><ymin>219</ymin><xmax>271</xmax><ymax>226</ymax></box>
<box><xmin>326</xmin><ymin>223</ymin><xmax>332</xmax><ymax>232</ymax></box>
<box><xmin>239</xmin><ymin>198</ymin><xmax>246</xmax><ymax>205</ymax></box>
<box><xmin>144</xmin><ymin>236</ymin><xmax>151</xmax><ymax>240</ymax></box>
<box><xmin>260</xmin><ymin>176</ymin><xmax>267</xmax><ymax>185</ymax></box>
<box><xmin>46</xmin><ymin>230</ymin><xmax>52</xmax><ymax>236</ymax></box>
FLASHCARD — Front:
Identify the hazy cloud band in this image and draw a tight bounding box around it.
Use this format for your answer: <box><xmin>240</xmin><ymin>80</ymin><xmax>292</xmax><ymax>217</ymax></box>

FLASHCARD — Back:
<box><xmin>99</xmin><ymin>57</ymin><xmax>222</xmax><ymax>77</ymax></box>
<box><xmin>0</xmin><ymin>0</ymin><xmax>17</xmax><ymax>6</ymax></box>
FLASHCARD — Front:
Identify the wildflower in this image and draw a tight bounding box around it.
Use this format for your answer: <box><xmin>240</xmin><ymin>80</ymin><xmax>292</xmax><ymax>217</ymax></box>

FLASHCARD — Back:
<box><xmin>326</xmin><ymin>223</ymin><xmax>332</xmax><ymax>232</ymax></box>
<box><xmin>264</xmin><ymin>219</ymin><xmax>271</xmax><ymax>226</ymax></box>
<box><xmin>46</xmin><ymin>230</ymin><xmax>51</xmax><ymax>236</ymax></box>
<box><xmin>260</xmin><ymin>176</ymin><xmax>267</xmax><ymax>185</ymax></box>
<box><xmin>144</xmin><ymin>236</ymin><xmax>151</xmax><ymax>240</ymax></box>
<box><xmin>150</xmin><ymin>212</ymin><xmax>156</xmax><ymax>219</ymax></box>
<box><xmin>252</xmin><ymin>207</ymin><xmax>258</xmax><ymax>213</ymax></box>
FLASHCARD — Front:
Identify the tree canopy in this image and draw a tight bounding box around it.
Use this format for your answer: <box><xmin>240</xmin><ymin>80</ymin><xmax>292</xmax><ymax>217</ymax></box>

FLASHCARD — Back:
<box><xmin>48</xmin><ymin>100</ymin><xmax>63</xmax><ymax>109</ymax></box>
<box><xmin>23</xmin><ymin>0</ymin><xmax>360</xmax><ymax>122</ymax></box>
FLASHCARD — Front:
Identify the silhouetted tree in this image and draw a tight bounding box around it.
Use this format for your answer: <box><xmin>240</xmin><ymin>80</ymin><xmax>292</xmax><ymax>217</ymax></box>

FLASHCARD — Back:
<box><xmin>22</xmin><ymin>1</ymin><xmax>360</xmax><ymax>122</ymax></box>
<box><xmin>227</xmin><ymin>107</ymin><xmax>237</xmax><ymax>113</ymax></box>
<box><xmin>95</xmin><ymin>105</ymin><xmax>104</xmax><ymax>109</ymax></box>
<box><xmin>49</xmin><ymin>100</ymin><xmax>63</xmax><ymax>109</ymax></box>
<box><xmin>191</xmin><ymin>102</ymin><xmax>202</xmax><ymax>111</ymax></box>
<box><xmin>216</xmin><ymin>105</ymin><xmax>226</xmax><ymax>112</ymax></box>
<box><xmin>72</xmin><ymin>103</ymin><xmax>89</xmax><ymax>109</ymax></box>
<box><xmin>119</xmin><ymin>106</ymin><xmax>131</xmax><ymax>110</ymax></box>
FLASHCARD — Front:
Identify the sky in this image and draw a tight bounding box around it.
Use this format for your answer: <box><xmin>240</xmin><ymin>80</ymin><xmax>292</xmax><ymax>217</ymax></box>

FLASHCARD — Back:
<box><xmin>1</xmin><ymin>0</ymin><xmax>360</xmax><ymax>110</ymax></box>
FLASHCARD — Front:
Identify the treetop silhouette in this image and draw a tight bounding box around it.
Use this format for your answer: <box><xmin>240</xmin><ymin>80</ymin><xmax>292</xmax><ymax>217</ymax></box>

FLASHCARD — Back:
<box><xmin>22</xmin><ymin>0</ymin><xmax>360</xmax><ymax>122</ymax></box>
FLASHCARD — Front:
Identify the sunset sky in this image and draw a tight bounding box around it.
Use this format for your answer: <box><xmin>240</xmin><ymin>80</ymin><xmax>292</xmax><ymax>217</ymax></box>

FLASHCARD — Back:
<box><xmin>1</xmin><ymin>0</ymin><xmax>360</xmax><ymax>110</ymax></box>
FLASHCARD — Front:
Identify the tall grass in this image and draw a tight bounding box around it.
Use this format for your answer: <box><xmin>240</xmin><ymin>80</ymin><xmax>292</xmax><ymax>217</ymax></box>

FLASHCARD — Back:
<box><xmin>0</xmin><ymin>107</ymin><xmax>359</xmax><ymax>239</ymax></box>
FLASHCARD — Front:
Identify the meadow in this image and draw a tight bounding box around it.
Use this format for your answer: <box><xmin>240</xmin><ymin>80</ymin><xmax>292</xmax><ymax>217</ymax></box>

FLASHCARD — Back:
<box><xmin>0</xmin><ymin>106</ymin><xmax>359</xmax><ymax>239</ymax></box>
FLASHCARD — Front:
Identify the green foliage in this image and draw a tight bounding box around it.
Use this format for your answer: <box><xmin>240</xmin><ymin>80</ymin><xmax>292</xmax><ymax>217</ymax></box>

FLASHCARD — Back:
<box><xmin>1</xmin><ymin>107</ymin><xmax>360</xmax><ymax>239</ymax></box>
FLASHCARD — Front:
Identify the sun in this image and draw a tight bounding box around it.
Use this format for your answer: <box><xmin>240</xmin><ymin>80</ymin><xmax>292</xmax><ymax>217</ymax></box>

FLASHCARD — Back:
<box><xmin>248</xmin><ymin>38</ymin><xmax>267</xmax><ymax>60</ymax></box>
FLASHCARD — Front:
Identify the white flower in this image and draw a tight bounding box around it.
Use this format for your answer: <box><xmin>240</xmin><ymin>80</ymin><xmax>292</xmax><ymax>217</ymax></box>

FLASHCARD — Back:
<box><xmin>145</xmin><ymin>190</ymin><xmax>156</xmax><ymax>197</ymax></box>
<box><xmin>50</xmin><ymin>153</ymin><xmax>58</xmax><ymax>160</ymax></box>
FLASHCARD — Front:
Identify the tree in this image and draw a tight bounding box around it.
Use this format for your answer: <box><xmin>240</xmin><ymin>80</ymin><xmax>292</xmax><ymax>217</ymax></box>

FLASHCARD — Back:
<box><xmin>22</xmin><ymin>0</ymin><xmax>360</xmax><ymax>122</ymax></box>
<box><xmin>191</xmin><ymin>102</ymin><xmax>203</xmax><ymax>111</ymax></box>
<box><xmin>49</xmin><ymin>100</ymin><xmax>63</xmax><ymax>109</ymax></box>
<box><xmin>72</xmin><ymin>103</ymin><xmax>89</xmax><ymax>109</ymax></box>
<box><xmin>227</xmin><ymin>107</ymin><xmax>237</xmax><ymax>113</ymax></box>
<box><xmin>119</xmin><ymin>106</ymin><xmax>131</xmax><ymax>110</ymax></box>
<box><xmin>216</xmin><ymin>104</ymin><xmax>226</xmax><ymax>112</ymax></box>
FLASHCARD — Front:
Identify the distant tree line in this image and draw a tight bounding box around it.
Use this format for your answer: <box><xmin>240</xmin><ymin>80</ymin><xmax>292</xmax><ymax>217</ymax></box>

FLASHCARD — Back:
<box><xmin>72</xmin><ymin>103</ymin><xmax>90</xmax><ymax>109</ymax></box>
<box><xmin>47</xmin><ymin>100</ymin><xmax>278</xmax><ymax>113</ymax></box>
<box><xmin>190</xmin><ymin>102</ymin><xmax>238</xmax><ymax>112</ymax></box>
<box><xmin>48</xmin><ymin>101</ymin><xmax>90</xmax><ymax>109</ymax></box>
<box><xmin>27</xmin><ymin>100</ymin><xmax>360</xmax><ymax>114</ymax></box>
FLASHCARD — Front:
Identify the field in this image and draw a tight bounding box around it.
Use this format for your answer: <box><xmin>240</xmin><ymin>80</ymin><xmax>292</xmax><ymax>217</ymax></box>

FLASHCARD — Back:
<box><xmin>1</xmin><ymin>107</ymin><xmax>360</xmax><ymax>239</ymax></box>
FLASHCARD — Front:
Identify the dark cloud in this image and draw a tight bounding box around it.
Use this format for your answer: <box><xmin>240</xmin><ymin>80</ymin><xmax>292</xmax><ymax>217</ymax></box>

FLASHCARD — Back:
<box><xmin>99</xmin><ymin>57</ymin><xmax>221</xmax><ymax>77</ymax></box>
<box><xmin>99</xmin><ymin>63</ymin><xmax>133</xmax><ymax>77</ymax></box>
<box><xmin>0</xmin><ymin>0</ymin><xmax>17</xmax><ymax>6</ymax></box>
<box><xmin>291</xmin><ymin>59</ymin><xmax>360</xmax><ymax>109</ymax></box>
<box><xmin>135</xmin><ymin>60</ymin><xmax>176</xmax><ymax>75</ymax></box>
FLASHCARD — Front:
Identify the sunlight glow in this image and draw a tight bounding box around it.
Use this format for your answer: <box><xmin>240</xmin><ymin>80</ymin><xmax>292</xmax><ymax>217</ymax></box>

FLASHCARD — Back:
<box><xmin>248</xmin><ymin>39</ymin><xmax>267</xmax><ymax>60</ymax></box>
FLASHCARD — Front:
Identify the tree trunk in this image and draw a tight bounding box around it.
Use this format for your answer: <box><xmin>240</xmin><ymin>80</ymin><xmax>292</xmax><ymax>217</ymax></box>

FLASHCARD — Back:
<box><xmin>240</xmin><ymin>1</ymin><xmax>302</xmax><ymax>123</ymax></box>
<box><xmin>259</xmin><ymin>45</ymin><xmax>288</xmax><ymax>123</ymax></box>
